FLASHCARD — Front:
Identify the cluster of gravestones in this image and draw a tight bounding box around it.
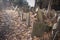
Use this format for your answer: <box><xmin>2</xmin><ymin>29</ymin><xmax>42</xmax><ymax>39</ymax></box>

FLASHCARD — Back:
<box><xmin>0</xmin><ymin>6</ymin><xmax>37</xmax><ymax>40</ymax></box>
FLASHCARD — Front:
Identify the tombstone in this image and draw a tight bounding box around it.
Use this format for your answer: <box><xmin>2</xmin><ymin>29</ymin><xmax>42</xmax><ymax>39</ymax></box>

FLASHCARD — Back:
<box><xmin>26</xmin><ymin>12</ymin><xmax>30</xmax><ymax>27</ymax></box>
<box><xmin>20</xmin><ymin>10</ymin><xmax>23</xmax><ymax>21</ymax></box>
<box><xmin>31</xmin><ymin>22</ymin><xmax>50</xmax><ymax>37</ymax></box>
<box><xmin>37</xmin><ymin>8</ymin><xmax>43</xmax><ymax>23</ymax></box>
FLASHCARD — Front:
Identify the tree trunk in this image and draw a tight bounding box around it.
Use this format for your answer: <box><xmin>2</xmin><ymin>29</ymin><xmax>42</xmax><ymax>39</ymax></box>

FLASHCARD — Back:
<box><xmin>47</xmin><ymin>0</ymin><xmax>52</xmax><ymax>11</ymax></box>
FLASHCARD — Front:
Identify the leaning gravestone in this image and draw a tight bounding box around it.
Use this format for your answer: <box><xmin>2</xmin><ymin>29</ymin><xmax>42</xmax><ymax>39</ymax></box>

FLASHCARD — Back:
<box><xmin>32</xmin><ymin>22</ymin><xmax>50</xmax><ymax>37</ymax></box>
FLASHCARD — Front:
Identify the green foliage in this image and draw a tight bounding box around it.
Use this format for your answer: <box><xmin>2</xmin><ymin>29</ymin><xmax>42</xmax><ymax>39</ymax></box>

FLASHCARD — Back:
<box><xmin>13</xmin><ymin>0</ymin><xmax>28</xmax><ymax>6</ymax></box>
<box><xmin>13</xmin><ymin>0</ymin><xmax>22</xmax><ymax>3</ymax></box>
